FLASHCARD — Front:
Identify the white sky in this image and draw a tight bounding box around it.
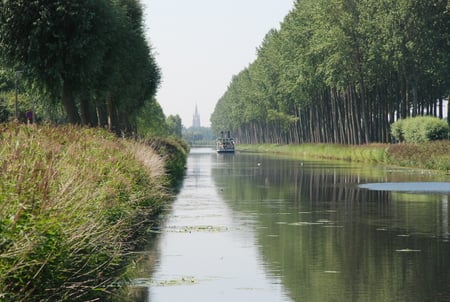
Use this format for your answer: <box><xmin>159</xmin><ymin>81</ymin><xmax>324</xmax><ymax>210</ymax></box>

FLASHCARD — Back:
<box><xmin>142</xmin><ymin>0</ymin><xmax>295</xmax><ymax>128</ymax></box>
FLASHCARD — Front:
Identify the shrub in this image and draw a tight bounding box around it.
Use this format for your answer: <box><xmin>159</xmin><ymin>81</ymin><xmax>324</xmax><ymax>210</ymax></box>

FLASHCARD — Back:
<box><xmin>390</xmin><ymin>119</ymin><xmax>405</xmax><ymax>142</ymax></box>
<box><xmin>391</xmin><ymin>116</ymin><xmax>449</xmax><ymax>143</ymax></box>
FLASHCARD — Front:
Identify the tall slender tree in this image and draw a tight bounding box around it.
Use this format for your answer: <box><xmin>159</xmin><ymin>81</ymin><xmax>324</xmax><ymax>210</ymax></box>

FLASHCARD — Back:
<box><xmin>211</xmin><ymin>0</ymin><xmax>450</xmax><ymax>145</ymax></box>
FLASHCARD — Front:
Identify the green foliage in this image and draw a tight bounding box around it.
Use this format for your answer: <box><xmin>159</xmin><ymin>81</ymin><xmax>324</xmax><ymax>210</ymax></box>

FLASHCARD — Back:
<box><xmin>0</xmin><ymin>98</ymin><xmax>10</xmax><ymax>122</ymax></box>
<box><xmin>0</xmin><ymin>0</ymin><xmax>160</xmax><ymax>131</ymax></box>
<box><xmin>0</xmin><ymin>124</ymin><xmax>171</xmax><ymax>301</ymax></box>
<box><xmin>136</xmin><ymin>102</ymin><xmax>185</xmax><ymax>142</ymax></box>
<box><xmin>390</xmin><ymin>119</ymin><xmax>405</xmax><ymax>142</ymax></box>
<box><xmin>387</xmin><ymin>141</ymin><xmax>450</xmax><ymax>171</ymax></box>
<box><xmin>136</xmin><ymin>98</ymin><xmax>168</xmax><ymax>138</ymax></box>
<box><xmin>238</xmin><ymin>143</ymin><xmax>387</xmax><ymax>164</ymax></box>
<box><xmin>239</xmin><ymin>141</ymin><xmax>450</xmax><ymax>171</ymax></box>
<box><xmin>211</xmin><ymin>0</ymin><xmax>450</xmax><ymax>144</ymax></box>
<box><xmin>183</xmin><ymin>127</ymin><xmax>215</xmax><ymax>145</ymax></box>
<box><xmin>391</xmin><ymin>116</ymin><xmax>450</xmax><ymax>143</ymax></box>
<box><xmin>166</xmin><ymin>115</ymin><xmax>183</xmax><ymax>138</ymax></box>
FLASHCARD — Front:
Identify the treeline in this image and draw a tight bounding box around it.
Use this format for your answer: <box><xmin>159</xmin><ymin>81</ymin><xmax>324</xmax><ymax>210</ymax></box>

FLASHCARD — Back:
<box><xmin>211</xmin><ymin>0</ymin><xmax>450</xmax><ymax>144</ymax></box>
<box><xmin>0</xmin><ymin>0</ymin><xmax>168</xmax><ymax>136</ymax></box>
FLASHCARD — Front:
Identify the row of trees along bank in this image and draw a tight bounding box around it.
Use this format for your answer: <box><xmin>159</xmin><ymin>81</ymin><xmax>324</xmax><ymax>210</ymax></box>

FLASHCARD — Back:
<box><xmin>211</xmin><ymin>0</ymin><xmax>450</xmax><ymax>144</ymax></box>
<box><xmin>0</xmin><ymin>0</ymin><xmax>161</xmax><ymax>136</ymax></box>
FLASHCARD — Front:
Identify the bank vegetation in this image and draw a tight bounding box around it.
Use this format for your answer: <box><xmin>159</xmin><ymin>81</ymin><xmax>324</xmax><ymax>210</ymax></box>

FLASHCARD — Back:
<box><xmin>0</xmin><ymin>124</ymin><xmax>188</xmax><ymax>301</ymax></box>
<box><xmin>237</xmin><ymin>140</ymin><xmax>450</xmax><ymax>172</ymax></box>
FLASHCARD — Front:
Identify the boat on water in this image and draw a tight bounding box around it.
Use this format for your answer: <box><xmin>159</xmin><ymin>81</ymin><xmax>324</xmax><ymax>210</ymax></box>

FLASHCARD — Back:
<box><xmin>216</xmin><ymin>131</ymin><xmax>235</xmax><ymax>153</ymax></box>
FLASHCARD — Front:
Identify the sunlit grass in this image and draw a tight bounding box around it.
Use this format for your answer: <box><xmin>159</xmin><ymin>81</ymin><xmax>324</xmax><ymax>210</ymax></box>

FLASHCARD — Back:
<box><xmin>238</xmin><ymin>141</ymin><xmax>449</xmax><ymax>172</ymax></box>
<box><xmin>0</xmin><ymin>123</ymin><xmax>171</xmax><ymax>301</ymax></box>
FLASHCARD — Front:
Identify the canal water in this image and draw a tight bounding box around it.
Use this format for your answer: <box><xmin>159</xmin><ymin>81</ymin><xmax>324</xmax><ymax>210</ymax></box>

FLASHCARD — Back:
<box><xmin>131</xmin><ymin>148</ymin><xmax>450</xmax><ymax>302</ymax></box>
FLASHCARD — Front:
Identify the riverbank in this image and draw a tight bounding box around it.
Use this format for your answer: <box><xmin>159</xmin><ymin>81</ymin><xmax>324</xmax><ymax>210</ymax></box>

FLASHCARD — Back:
<box><xmin>0</xmin><ymin>124</ymin><xmax>188</xmax><ymax>301</ymax></box>
<box><xmin>237</xmin><ymin>142</ymin><xmax>450</xmax><ymax>172</ymax></box>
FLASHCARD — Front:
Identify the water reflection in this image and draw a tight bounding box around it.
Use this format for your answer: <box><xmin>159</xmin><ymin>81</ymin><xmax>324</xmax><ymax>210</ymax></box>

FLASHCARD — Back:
<box><xmin>133</xmin><ymin>150</ymin><xmax>450</xmax><ymax>302</ymax></box>
<box><xmin>359</xmin><ymin>182</ymin><xmax>450</xmax><ymax>193</ymax></box>
<box><xmin>140</xmin><ymin>148</ymin><xmax>291</xmax><ymax>302</ymax></box>
<box><xmin>211</xmin><ymin>152</ymin><xmax>450</xmax><ymax>302</ymax></box>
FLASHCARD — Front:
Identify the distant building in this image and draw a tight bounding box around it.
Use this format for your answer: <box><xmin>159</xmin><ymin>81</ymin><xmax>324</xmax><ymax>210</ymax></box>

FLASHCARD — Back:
<box><xmin>192</xmin><ymin>104</ymin><xmax>201</xmax><ymax>128</ymax></box>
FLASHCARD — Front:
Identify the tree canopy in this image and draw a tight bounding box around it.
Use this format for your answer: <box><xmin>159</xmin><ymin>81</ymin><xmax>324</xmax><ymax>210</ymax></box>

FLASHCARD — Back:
<box><xmin>211</xmin><ymin>0</ymin><xmax>450</xmax><ymax>144</ymax></box>
<box><xmin>0</xmin><ymin>0</ymin><xmax>161</xmax><ymax>135</ymax></box>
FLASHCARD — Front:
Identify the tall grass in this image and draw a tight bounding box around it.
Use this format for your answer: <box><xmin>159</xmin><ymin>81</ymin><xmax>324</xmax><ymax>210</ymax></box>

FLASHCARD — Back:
<box><xmin>238</xmin><ymin>142</ymin><xmax>450</xmax><ymax>172</ymax></box>
<box><xmin>146</xmin><ymin>137</ymin><xmax>189</xmax><ymax>186</ymax></box>
<box><xmin>238</xmin><ymin>144</ymin><xmax>387</xmax><ymax>163</ymax></box>
<box><xmin>386</xmin><ymin>141</ymin><xmax>450</xmax><ymax>171</ymax></box>
<box><xmin>0</xmin><ymin>124</ymin><xmax>173</xmax><ymax>301</ymax></box>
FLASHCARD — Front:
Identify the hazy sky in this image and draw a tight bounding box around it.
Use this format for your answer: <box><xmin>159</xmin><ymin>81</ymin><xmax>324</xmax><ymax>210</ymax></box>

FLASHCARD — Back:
<box><xmin>142</xmin><ymin>0</ymin><xmax>294</xmax><ymax>128</ymax></box>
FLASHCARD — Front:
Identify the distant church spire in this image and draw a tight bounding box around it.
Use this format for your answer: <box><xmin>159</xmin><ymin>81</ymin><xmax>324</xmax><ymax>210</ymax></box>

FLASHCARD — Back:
<box><xmin>192</xmin><ymin>104</ymin><xmax>201</xmax><ymax>128</ymax></box>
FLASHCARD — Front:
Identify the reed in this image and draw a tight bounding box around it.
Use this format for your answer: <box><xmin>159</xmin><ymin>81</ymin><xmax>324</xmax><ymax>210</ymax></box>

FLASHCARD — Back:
<box><xmin>386</xmin><ymin>141</ymin><xmax>450</xmax><ymax>171</ymax></box>
<box><xmin>0</xmin><ymin>124</ymin><xmax>173</xmax><ymax>301</ymax></box>
<box><xmin>237</xmin><ymin>142</ymin><xmax>450</xmax><ymax>172</ymax></box>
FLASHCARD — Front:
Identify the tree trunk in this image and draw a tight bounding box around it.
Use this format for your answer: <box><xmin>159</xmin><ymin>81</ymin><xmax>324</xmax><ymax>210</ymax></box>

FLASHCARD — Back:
<box><xmin>62</xmin><ymin>81</ymin><xmax>80</xmax><ymax>124</ymax></box>
<box><xmin>96</xmin><ymin>105</ymin><xmax>107</xmax><ymax>127</ymax></box>
<box><xmin>106</xmin><ymin>94</ymin><xmax>117</xmax><ymax>133</ymax></box>
<box><xmin>411</xmin><ymin>75</ymin><xmax>418</xmax><ymax>117</ymax></box>
<box><xmin>79</xmin><ymin>98</ymin><xmax>91</xmax><ymax>126</ymax></box>
<box><xmin>447</xmin><ymin>95</ymin><xmax>450</xmax><ymax>125</ymax></box>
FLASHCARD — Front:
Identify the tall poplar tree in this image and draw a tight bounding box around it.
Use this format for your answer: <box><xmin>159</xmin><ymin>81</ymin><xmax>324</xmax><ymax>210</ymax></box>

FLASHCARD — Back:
<box><xmin>211</xmin><ymin>0</ymin><xmax>450</xmax><ymax>144</ymax></box>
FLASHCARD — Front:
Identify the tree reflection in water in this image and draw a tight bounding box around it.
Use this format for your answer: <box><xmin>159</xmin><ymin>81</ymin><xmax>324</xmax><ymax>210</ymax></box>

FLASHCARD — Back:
<box><xmin>212</xmin><ymin>153</ymin><xmax>450</xmax><ymax>302</ymax></box>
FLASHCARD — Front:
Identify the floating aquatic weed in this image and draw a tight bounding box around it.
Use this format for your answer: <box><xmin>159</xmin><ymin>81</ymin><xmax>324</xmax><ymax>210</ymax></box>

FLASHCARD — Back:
<box><xmin>316</xmin><ymin>219</ymin><xmax>333</xmax><ymax>223</ymax></box>
<box><xmin>131</xmin><ymin>278</ymin><xmax>152</xmax><ymax>287</ymax></box>
<box><xmin>395</xmin><ymin>248</ymin><xmax>421</xmax><ymax>253</ymax></box>
<box><xmin>289</xmin><ymin>221</ymin><xmax>323</xmax><ymax>226</ymax></box>
<box><xmin>164</xmin><ymin>225</ymin><xmax>229</xmax><ymax>233</ymax></box>
<box><xmin>153</xmin><ymin>276</ymin><xmax>198</xmax><ymax>287</ymax></box>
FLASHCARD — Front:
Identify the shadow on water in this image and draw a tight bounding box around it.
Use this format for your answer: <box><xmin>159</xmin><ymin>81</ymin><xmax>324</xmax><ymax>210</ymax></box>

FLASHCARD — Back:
<box><xmin>212</xmin><ymin>152</ymin><xmax>450</xmax><ymax>302</ymax></box>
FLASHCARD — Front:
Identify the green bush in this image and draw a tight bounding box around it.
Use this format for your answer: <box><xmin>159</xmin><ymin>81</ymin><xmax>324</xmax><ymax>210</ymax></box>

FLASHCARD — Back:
<box><xmin>390</xmin><ymin>119</ymin><xmax>405</xmax><ymax>142</ymax></box>
<box><xmin>391</xmin><ymin>116</ymin><xmax>449</xmax><ymax>143</ymax></box>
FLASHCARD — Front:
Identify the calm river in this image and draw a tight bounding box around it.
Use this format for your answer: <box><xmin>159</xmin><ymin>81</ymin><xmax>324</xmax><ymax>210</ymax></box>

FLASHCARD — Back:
<box><xmin>131</xmin><ymin>147</ymin><xmax>450</xmax><ymax>302</ymax></box>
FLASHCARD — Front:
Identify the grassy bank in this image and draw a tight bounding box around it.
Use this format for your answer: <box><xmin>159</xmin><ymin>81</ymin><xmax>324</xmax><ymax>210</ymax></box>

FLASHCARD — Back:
<box><xmin>0</xmin><ymin>124</ymin><xmax>187</xmax><ymax>301</ymax></box>
<box><xmin>237</xmin><ymin>141</ymin><xmax>450</xmax><ymax>172</ymax></box>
